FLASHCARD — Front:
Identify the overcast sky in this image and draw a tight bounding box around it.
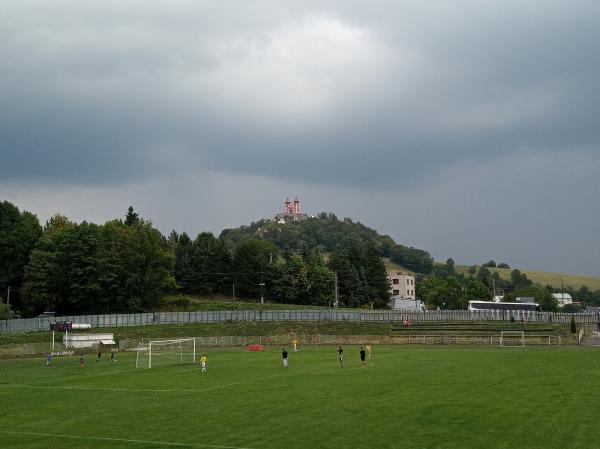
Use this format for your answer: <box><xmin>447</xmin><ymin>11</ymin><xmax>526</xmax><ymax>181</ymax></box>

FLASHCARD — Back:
<box><xmin>1</xmin><ymin>1</ymin><xmax>599</xmax><ymax>275</ymax></box>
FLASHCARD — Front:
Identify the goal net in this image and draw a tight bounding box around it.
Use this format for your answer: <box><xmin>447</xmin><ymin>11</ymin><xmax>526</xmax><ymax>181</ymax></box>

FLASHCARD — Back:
<box><xmin>136</xmin><ymin>338</ymin><xmax>196</xmax><ymax>368</ymax></box>
<box><xmin>499</xmin><ymin>331</ymin><xmax>525</xmax><ymax>347</ymax></box>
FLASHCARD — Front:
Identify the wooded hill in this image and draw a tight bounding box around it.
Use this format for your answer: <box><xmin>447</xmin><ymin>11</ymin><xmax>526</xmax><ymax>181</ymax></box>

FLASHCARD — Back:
<box><xmin>220</xmin><ymin>212</ymin><xmax>434</xmax><ymax>274</ymax></box>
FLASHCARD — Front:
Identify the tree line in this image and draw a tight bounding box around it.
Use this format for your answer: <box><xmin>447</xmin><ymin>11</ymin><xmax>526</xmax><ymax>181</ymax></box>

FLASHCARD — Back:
<box><xmin>170</xmin><ymin>229</ymin><xmax>391</xmax><ymax>309</ymax></box>
<box><xmin>420</xmin><ymin>258</ymin><xmax>600</xmax><ymax>311</ymax></box>
<box><xmin>2</xmin><ymin>200</ymin><xmax>599</xmax><ymax>318</ymax></box>
<box><xmin>1</xmin><ymin>201</ymin><xmax>392</xmax><ymax>317</ymax></box>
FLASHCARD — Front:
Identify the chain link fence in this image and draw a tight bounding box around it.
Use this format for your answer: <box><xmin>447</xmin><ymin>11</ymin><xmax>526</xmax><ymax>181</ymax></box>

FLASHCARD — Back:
<box><xmin>1</xmin><ymin>309</ymin><xmax>596</xmax><ymax>335</ymax></box>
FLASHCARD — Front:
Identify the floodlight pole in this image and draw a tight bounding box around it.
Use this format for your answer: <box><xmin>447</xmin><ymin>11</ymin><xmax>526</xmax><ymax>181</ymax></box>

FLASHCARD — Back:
<box><xmin>334</xmin><ymin>271</ymin><xmax>339</xmax><ymax>308</ymax></box>
<box><xmin>7</xmin><ymin>286</ymin><xmax>11</xmax><ymax>333</ymax></box>
<box><xmin>259</xmin><ymin>282</ymin><xmax>265</xmax><ymax>304</ymax></box>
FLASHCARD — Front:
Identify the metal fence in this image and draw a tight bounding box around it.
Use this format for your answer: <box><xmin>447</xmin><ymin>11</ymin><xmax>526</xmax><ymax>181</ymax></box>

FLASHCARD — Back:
<box><xmin>1</xmin><ymin>309</ymin><xmax>596</xmax><ymax>335</ymax></box>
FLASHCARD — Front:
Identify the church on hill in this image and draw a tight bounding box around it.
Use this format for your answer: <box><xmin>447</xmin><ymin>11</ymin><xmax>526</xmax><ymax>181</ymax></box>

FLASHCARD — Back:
<box><xmin>273</xmin><ymin>197</ymin><xmax>309</xmax><ymax>223</ymax></box>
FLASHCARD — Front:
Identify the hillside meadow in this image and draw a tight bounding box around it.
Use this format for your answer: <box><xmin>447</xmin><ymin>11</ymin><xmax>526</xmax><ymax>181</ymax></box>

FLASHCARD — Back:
<box><xmin>454</xmin><ymin>265</ymin><xmax>600</xmax><ymax>291</ymax></box>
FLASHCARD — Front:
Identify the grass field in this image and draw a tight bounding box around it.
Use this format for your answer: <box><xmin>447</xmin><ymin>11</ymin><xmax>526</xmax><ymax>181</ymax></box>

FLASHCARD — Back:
<box><xmin>1</xmin><ymin>345</ymin><xmax>599</xmax><ymax>449</ymax></box>
<box><xmin>158</xmin><ymin>296</ymin><xmax>331</xmax><ymax>312</ymax></box>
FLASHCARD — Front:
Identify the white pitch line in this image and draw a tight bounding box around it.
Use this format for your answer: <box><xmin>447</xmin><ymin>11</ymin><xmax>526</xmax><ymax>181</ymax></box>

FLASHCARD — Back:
<box><xmin>1</xmin><ymin>379</ymin><xmax>255</xmax><ymax>394</ymax></box>
<box><xmin>0</xmin><ymin>430</ymin><xmax>255</xmax><ymax>449</ymax></box>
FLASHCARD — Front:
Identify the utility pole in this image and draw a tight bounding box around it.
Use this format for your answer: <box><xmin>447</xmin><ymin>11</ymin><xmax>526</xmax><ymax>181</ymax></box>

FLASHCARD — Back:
<box><xmin>560</xmin><ymin>275</ymin><xmax>564</xmax><ymax>304</ymax></box>
<box><xmin>259</xmin><ymin>282</ymin><xmax>265</xmax><ymax>304</ymax></box>
<box><xmin>492</xmin><ymin>277</ymin><xmax>496</xmax><ymax>301</ymax></box>
<box><xmin>7</xmin><ymin>286</ymin><xmax>11</xmax><ymax>333</ymax></box>
<box><xmin>232</xmin><ymin>283</ymin><xmax>235</xmax><ymax>299</ymax></box>
<box><xmin>334</xmin><ymin>271</ymin><xmax>339</xmax><ymax>308</ymax></box>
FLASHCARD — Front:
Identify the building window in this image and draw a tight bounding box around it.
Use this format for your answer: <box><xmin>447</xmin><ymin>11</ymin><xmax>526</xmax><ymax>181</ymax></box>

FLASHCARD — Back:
<box><xmin>393</xmin><ymin>289</ymin><xmax>399</xmax><ymax>295</ymax></box>
<box><xmin>407</xmin><ymin>279</ymin><xmax>410</xmax><ymax>285</ymax></box>
<box><xmin>392</xmin><ymin>279</ymin><xmax>399</xmax><ymax>285</ymax></box>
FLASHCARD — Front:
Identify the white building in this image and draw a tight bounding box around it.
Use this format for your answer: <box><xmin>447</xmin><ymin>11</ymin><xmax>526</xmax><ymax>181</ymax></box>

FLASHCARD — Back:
<box><xmin>388</xmin><ymin>271</ymin><xmax>415</xmax><ymax>299</ymax></box>
<box><xmin>552</xmin><ymin>293</ymin><xmax>573</xmax><ymax>308</ymax></box>
<box><xmin>388</xmin><ymin>271</ymin><xmax>418</xmax><ymax>310</ymax></box>
<box><xmin>64</xmin><ymin>333</ymin><xmax>115</xmax><ymax>348</ymax></box>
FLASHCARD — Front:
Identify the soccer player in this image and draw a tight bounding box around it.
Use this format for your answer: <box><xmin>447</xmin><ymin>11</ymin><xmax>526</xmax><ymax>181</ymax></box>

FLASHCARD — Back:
<box><xmin>282</xmin><ymin>347</ymin><xmax>289</xmax><ymax>368</ymax></box>
<box><xmin>366</xmin><ymin>343</ymin><xmax>372</xmax><ymax>360</ymax></box>
<box><xmin>337</xmin><ymin>345</ymin><xmax>344</xmax><ymax>367</ymax></box>
<box><xmin>79</xmin><ymin>353</ymin><xmax>85</xmax><ymax>368</ymax></box>
<box><xmin>200</xmin><ymin>354</ymin><xmax>208</xmax><ymax>373</ymax></box>
<box><xmin>360</xmin><ymin>346</ymin><xmax>366</xmax><ymax>368</ymax></box>
<box><xmin>110</xmin><ymin>350</ymin><xmax>116</xmax><ymax>363</ymax></box>
<box><xmin>292</xmin><ymin>338</ymin><xmax>299</xmax><ymax>352</ymax></box>
<box><xmin>46</xmin><ymin>352</ymin><xmax>52</xmax><ymax>366</ymax></box>
<box><xmin>96</xmin><ymin>351</ymin><xmax>102</xmax><ymax>363</ymax></box>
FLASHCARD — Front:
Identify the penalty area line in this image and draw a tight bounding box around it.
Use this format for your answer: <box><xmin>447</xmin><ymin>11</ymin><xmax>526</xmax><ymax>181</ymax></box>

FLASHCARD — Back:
<box><xmin>0</xmin><ymin>430</ymin><xmax>256</xmax><ymax>449</ymax></box>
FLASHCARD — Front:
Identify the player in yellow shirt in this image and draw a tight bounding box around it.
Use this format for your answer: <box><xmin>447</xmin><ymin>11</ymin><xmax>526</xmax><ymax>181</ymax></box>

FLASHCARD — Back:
<box><xmin>200</xmin><ymin>354</ymin><xmax>208</xmax><ymax>373</ymax></box>
<box><xmin>291</xmin><ymin>339</ymin><xmax>299</xmax><ymax>352</ymax></box>
<box><xmin>366</xmin><ymin>343</ymin><xmax>372</xmax><ymax>360</ymax></box>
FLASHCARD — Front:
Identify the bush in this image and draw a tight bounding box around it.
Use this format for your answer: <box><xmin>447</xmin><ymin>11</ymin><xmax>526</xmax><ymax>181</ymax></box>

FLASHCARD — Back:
<box><xmin>160</xmin><ymin>295</ymin><xmax>193</xmax><ymax>311</ymax></box>
<box><xmin>0</xmin><ymin>302</ymin><xmax>11</xmax><ymax>320</ymax></box>
<box><xmin>562</xmin><ymin>304</ymin><xmax>584</xmax><ymax>313</ymax></box>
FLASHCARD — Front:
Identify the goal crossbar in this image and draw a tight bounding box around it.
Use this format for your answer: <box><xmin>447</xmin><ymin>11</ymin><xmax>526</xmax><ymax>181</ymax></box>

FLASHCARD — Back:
<box><xmin>136</xmin><ymin>338</ymin><xmax>196</xmax><ymax>368</ymax></box>
<box><xmin>499</xmin><ymin>331</ymin><xmax>525</xmax><ymax>347</ymax></box>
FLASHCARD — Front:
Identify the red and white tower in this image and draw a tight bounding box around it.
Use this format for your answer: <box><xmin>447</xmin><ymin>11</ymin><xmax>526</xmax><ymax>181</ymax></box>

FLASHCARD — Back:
<box><xmin>284</xmin><ymin>198</ymin><xmax>292</xmax><ymax>214</ymax></box>
<box><xmin>283</xmin><ymin>197</ymin><xmax>301</xmax><ymax>214</ymax></box>
<box><xmin>293</xmin><ymin>197</ymin><xmax>300</xmax><ymax>214</ymax></box>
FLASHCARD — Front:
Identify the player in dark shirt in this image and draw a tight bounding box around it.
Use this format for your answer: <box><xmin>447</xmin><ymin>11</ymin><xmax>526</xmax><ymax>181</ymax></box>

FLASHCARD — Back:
<box><xmin>360</xmin><ymin>347</ymin><xmax>366</xmax><ymax>368</ymax></box>
<box><xmin>282</xmin><ymin>348</ymin><xmax>288</xmax><ymax>368</ymax></box>
<box><xmin>337</xmin><ymin>345</ymin><xmax>344</xmax><ymax>367</ymax></box>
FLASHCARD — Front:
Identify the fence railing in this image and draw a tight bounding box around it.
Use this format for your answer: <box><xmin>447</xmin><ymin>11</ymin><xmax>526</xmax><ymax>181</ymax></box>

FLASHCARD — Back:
<box><xmin>0</xmin><ymin>309</ymin><xmax>596</xmax><ymax>335</ymax></box>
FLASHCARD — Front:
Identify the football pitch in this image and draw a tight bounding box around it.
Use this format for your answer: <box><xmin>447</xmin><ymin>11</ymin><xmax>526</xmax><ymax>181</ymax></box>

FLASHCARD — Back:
<box><xmin>0</xmin><ymin>345</ymin><xmax>598</xmax><ymax>449</ymax></box>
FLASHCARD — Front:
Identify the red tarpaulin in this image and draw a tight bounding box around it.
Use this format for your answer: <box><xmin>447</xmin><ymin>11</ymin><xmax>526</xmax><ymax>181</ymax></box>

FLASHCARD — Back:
<box><xmin>247</xmin><ymin>344</ymin><xmax>265</xmax><ymax>351</ymax></box>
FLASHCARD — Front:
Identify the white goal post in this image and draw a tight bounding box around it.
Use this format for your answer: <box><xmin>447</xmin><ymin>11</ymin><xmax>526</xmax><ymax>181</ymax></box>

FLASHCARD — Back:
<box><xmin>136</xmin><ymin>338</ymin><xmax>196</xmax><ymax>368</ymax></box>
<box><xmin>499</xmin><ymin>331</ymin><xmax>525</xmax><ymax>347</ymax></box>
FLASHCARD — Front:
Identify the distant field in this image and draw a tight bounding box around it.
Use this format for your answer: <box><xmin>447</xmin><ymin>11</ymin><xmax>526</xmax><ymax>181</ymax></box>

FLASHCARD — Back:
<box><xmin>1</xmin><ymin>346</ymin><xmax>599</xmax><ymax>449</ymax></box>
<box><xmin>382</xmin><ymin>258</ymin><xmax>413</xmax><ymax>273</ymax></box>
<box><xmin>455</xmin><ymin>265</ymin><xmax>600</xmax><ymax>291</ymax></box>
<box><xmin>159</xmin><ymin>295</ymin><xmax>330</xmax><ymax>312</ymax></box>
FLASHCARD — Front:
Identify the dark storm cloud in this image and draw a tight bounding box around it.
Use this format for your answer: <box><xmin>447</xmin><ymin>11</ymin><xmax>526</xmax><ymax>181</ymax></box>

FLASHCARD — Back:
<box><xmin>2</xmin><ymin>0</ymin><xmax>599</xmax><ymax>187</ymax></box>
<box><xmin>2</xmin><ymin>0</ymin><xmax>600</xmax><ymax>275</ymax></box>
